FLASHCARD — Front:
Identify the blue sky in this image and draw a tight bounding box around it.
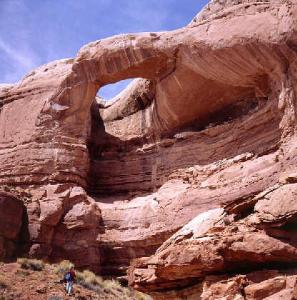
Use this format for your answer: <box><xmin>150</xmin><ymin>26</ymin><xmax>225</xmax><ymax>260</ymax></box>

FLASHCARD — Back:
<box><xmin>0</xmin><ymin>0</ymin><xmax>208</xmax><ymax>98</ymax></box>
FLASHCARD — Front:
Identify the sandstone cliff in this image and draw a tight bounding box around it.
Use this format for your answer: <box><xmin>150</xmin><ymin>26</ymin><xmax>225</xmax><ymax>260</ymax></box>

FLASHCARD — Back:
<box><xmin>2</xmin><ymin>0</ymin><xmax>297</xmax><ymax>299</ymax></box>
<box><xmin>0</xmin><ymin>192</ymin><xmax>24</xmax><ymax>259</ymax></box>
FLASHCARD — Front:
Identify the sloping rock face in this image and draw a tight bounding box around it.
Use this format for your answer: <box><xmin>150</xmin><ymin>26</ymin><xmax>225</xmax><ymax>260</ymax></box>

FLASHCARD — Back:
<box><xmin>128</xmin><ymin>203</ymin><xmax>297</xmax><ymax>298</ymax></box>
<box><xmin>2</xmin><ymin>0</ymin><xmax>297</xmax><ymax>298</ymax></box>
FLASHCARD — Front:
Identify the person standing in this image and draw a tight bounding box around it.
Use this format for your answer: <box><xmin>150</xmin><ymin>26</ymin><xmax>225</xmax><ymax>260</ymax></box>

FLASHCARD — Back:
<box><xmin>64</xmin><ymin>267</ymin><xmax>76</xmax><ymax>296</ymax></box>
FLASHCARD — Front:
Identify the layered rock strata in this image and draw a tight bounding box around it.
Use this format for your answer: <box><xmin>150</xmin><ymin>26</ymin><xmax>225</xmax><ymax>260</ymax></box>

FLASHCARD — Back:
<box><xmin>128</xmin><ymin>195</ymin><xmax>297</xmax><ymax>298</ymax></box>
<box><xmin>1</xmin><ymin>0</ymin><xmax>297</xmax><ymax>299</ymax></box>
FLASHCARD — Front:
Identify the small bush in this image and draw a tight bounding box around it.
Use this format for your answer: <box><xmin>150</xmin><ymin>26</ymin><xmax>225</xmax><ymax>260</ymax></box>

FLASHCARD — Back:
<box><xmin>52</xmin><ymin>262</ymin><xmax>151</xmax><ymax>299</ymax></box>
<box><xmin>75</xmin><ymin>269</ymin><xmax>151</xmax><ymax>298</ymax></box>
<box><xmin>78</xmin><ymin>270</ymin><xmax>102</xmax><ymax>285</ymax></box>
<box><xmin>17</xmin><ymin>258</ymin><xmax>44</xmax><ymax>271</ymax></box>
<box><xmin>0</xmin><ymin>275</ymin><xmax>7</xmax><ymax>289</ymax></box>
<box><xmin>103</xmin><ymin>278</ymin><xmax>122</xmax><ymax>290</ymax></box>
<box><xmin>53</xmin><ymin>260</ymin><xmax>74</xmax><ymax>275</ymax></box>
<box><xmin>48</xmin><ymin>296</ymin><xmax>64</xmax><ymax>300</ymax></box>
<box><xmin>134</xmin><ymin>292</ymin><xmax>152</xmax><ymax>300</ymax></box>
<box><xmin>16</xmin><ymin>269</ymin><xmax>30</xmax><ymax>277</ymax></box>
<box><xmin>76</xmin><ymin>270</ymin><xmax>103</xmax><ymax>291</ymax></box>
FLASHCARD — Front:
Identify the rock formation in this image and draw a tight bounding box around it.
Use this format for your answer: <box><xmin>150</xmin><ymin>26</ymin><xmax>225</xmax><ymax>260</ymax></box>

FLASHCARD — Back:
<box><xmin>2</xmin><ymin>0</ymin><xmax>297</xmax><ymax>298</ymax></box>
<box><xmin>0</xmin><ymin>192</ymin><xmax>24</xmax><ymax>259</ymax></box>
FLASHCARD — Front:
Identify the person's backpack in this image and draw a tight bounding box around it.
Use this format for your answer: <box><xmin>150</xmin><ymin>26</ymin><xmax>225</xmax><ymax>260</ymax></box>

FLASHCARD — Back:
<box><xmin>64</xmin><ymin>272</ymin><xmax>72</xmax><ymax>281</ymax></box>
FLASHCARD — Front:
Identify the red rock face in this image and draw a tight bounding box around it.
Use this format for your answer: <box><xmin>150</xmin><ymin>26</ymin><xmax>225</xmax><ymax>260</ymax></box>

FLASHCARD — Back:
<box><xmin>2</xmin><ymin>0</ymin><xmax>297</xmax><ymax>298</ymax></box>
<box><xmin>0</xmin><ymin>192</ymin><xmax>24</xmax><ymax>259</ymax></box>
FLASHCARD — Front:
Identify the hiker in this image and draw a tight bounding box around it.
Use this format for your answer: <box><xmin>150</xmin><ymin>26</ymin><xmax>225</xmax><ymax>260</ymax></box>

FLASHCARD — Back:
<box><xmin>64</xmin><ymin>267</ymin><xmax>76</xmax><ymax>296</ymax></box>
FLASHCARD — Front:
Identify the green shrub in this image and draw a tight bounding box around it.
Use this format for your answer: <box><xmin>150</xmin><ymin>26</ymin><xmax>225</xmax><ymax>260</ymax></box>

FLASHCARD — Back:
<box><xmin>17</xmin><ymin>258</ymin><xmax>44</xmax><ymax>271</ymax></box>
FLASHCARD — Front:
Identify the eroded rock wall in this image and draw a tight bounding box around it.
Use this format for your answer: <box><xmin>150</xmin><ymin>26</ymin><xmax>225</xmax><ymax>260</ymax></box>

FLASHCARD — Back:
<box><xmin>0</xmin><ymin>59</ymin><xmax>90</xmax><ymax>188</ymax></box>
<box><xmin>90</xmin><ymin>98</ymin><xmax>280</xmax><ymax>194</ymax></box>
<box><xmin>0</xmin><ymin>192</ymin><xmax>24</xmax><ymax>259</ymax></box>
<box><xmin>1</xmin><ymin>0</ymin><xmax>297</xmax><ymax>299</ymax></box>
<box><xmin>128</xmin><ymin>181</ymin><xmax>297</xmax><ymax>299</ymax></box>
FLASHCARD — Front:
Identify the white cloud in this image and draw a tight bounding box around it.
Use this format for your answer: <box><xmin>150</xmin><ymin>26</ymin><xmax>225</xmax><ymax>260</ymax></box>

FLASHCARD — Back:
<box><xmin>0</xmin><ymin>38</ymin><xmax>35</xmax><ymax>70</ymax></box>
<box><xmin>0</xmin><ymin>0</ymin><xmax>42</xmax><ymax>83</ymax></box>
<box><xmin>0</xmin><ymin>37</ymin><xmax>41</xmax><ymax>83</ymax></box>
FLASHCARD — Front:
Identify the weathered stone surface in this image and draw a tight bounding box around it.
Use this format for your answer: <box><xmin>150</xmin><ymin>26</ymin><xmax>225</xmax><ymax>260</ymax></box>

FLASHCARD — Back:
<box><xmin>255</xmin><ymin>184</ymin><xmax>297</xmax><ymax>225</ymax></box>
<box><xmin>128</xmin><ymin>207</ymin><xmax>297</xmax><ymax>293</ymax></box>
<box><xmin>201</xmin><ymin>275</ymin><xmax>247</xmax><ymax>300</ymax></box>
<box><xmin>244</xmin><ymin>276</ymin><xmax>286</xmax><ymax>300</ymax></box>
<box><xmin>198</xmin><ymin>270</ymin><xmax>297</xmax><ymax>300</ymax></box>
<box><xmin>22</xmin><ymin>184</ymin><xmax>103</xmax><ymax>271</ymax></box>
<box><xmin>0</xmin><ymin>192</ymin><xmax>24</xmax><ymax>240</ymax></box>
<box><xmin>0</xmin><ymin>192</ymin><xmax>24</xmax><ymax>259</ymax></box>
<box><xmin>2</xmin><ymin>0</ymin><xmax>297</xmax><ymax>298</ymax></box>
<box><xmin>63</xmin><ymin>201</ymin><xmax>101</xmax><ymax>230</ymax></box>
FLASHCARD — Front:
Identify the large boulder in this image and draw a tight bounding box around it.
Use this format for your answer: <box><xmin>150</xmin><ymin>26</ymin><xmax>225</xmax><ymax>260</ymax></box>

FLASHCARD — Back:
<box><xmin>0</xmin><ymin>192</ymin><xmax>24</xmax><ymax>259</ymax></box>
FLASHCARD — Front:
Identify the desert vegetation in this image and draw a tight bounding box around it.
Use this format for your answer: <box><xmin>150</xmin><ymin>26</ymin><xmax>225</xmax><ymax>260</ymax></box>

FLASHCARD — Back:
<box><xmin>0</xmin><ymin>259</ymin><xmax>151</xmax><ymax>300</ymax></box>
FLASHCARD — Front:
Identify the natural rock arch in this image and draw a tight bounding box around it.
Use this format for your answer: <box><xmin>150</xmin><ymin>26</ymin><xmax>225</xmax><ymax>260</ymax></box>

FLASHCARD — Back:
<box><xmin>2</xmin><ymin>1</ymin><xmax>297</xmax><ymax>297</ymax></box>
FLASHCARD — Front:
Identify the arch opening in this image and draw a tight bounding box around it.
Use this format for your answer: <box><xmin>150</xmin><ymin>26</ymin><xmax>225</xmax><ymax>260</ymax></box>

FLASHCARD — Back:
<box><xmin>97</xmin><ymin>79</ymin><xmax>134</xmax><ymax>101</ymax></box>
